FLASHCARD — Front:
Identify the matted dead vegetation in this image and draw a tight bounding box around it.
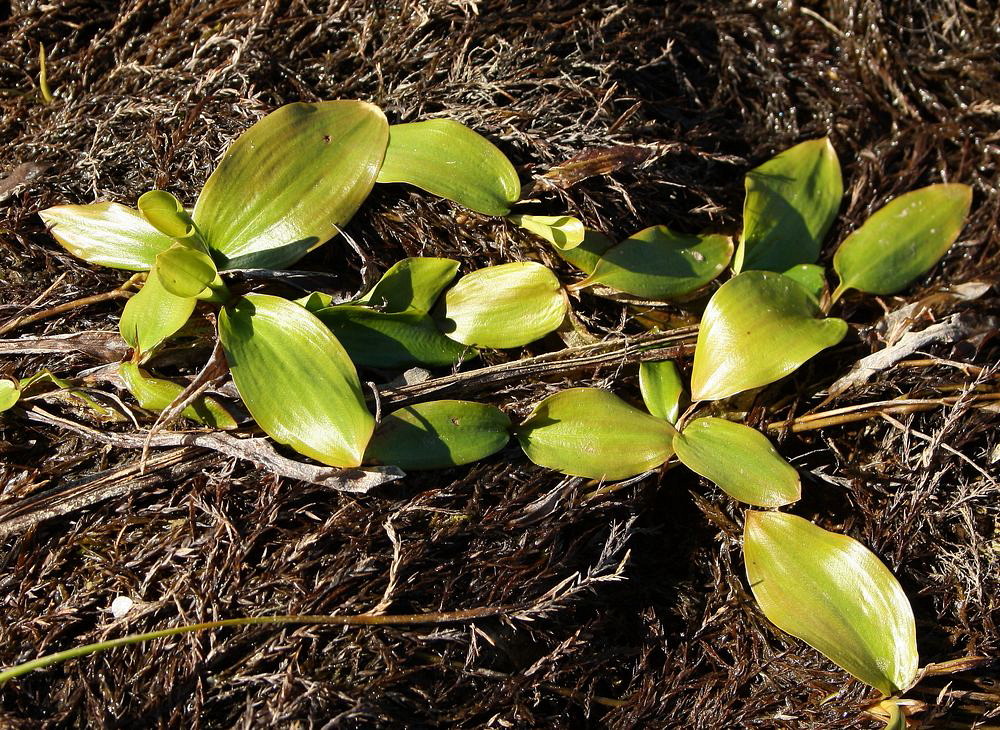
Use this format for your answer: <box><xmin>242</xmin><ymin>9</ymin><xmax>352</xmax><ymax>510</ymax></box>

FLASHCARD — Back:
<box><xmin>1</xmin><ymin>0</ymin><xmax>998</xmax><ymax>727</ymax></box>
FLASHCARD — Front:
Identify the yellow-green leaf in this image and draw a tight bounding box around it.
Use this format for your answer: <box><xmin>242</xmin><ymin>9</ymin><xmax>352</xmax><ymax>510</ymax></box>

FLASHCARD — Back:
<box><xmin>515</xmin><ymin>388</ymin><xmax>676</xmax><ymax>480</ymax></box>
<box><xmin>510</xmin><ymin>214</ymin><xmax>586</xmax><ymax>250</ymax></box>
<box><xmin>583</xmin><ymin>226</ymin><xmax>733</xmax><ymax>299</ymax></box>
<box><xmin>673</xmin><ymin>418</ymin><xmax>799</xmax><ymax>506</ymax></box>
<box><xmin>736</xmin><ymin>138</ymin><xmax>843</xmax><ymax>273</ymax></box>
<box><xmin>39</xmin><ymin>202</ymin><xmax>174</xmax><ymax>270</ymax></box>
<box><xmin>219</xmin><ymin>294</ymin><xmax>373</xmax><ymax>467</ymax></box>
<box><xmin>154</xmin><ymin>244</ymin><xmax>218</xmax><ymax>298</ymax></box>
<box><xmin>0</xmin><ymin>379</ymin><xmax>19</xmax><ymax>412</ymax></box>
<box><xmin>782</xmin><ymin>263</ymin><xmax>826</xmax><ymax>302</ymax></box>
<box><xmin>119</xmin><ymin>266</ymin><xmax>197</xmax><ymax>354</ymax></box>
<box><xmin>119</xmin><ymin>362</ymin><xmax>236</xmax><ymax>429</ymax></box>
<box><xmin>744</xmin><ymin>511</ymin><xmax>918</xmax><ymax>695</ymax></box>
<box><xmin>137</xmin><ymin>190</ymin><xmax>195</xmax><ymax>240</ymax></box>
<box><xmin>376</xmin><ymin>119</ymin><xmax>520</xmax><ymax>216</ymax></box>
<box><xmin>357</xmin><ymin>257</ymin><xmax>459</xmax><ymax>314</ymax></box>
<box><xmin>832</xmin><ymin>184</ymin><xmax>972</xmax><ymax>300</ymax></box>
<box><xmin>691</xmin><ymin>271</ymin><xmax>847</xmax><ymax>401</ymax></box>
<box><xmin>638</xmin><ymin>360</ymin><xmax>687</xmax><ymax>424</ymax></box>
<box><xmin>314</xmin><ymin>306</ymin><xmax>474</xmax><ymax>369</ymax></box>
<box><xmin>195</xmin><ymin>101</ymin><xmax>388</xmax><ymax>270</ymax></box>
<box><xmin>365</xmin><ymin>400</ymin><xmax>511</xmax><ymax>470</ymax></box>
<box><xmin>553</xmin><ymin>229</ymin><xmax>615</xmax><ymax>275</ymax></box>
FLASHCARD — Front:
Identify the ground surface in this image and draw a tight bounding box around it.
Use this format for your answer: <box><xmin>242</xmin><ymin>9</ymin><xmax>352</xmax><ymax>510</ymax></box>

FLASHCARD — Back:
<box><xmin>1</xmin><ymin>1</ymin><xmax>999</xmax><ymax>728</ymax></box>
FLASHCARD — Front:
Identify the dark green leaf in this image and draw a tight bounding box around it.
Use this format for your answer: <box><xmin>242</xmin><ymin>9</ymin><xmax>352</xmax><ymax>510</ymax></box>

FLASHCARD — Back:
<box><xmin>219</xmin><ymin>294</ymin><xmax>373</xmax><ymax>467</ymax></box>
<box><xmin>365</xmin><ymin>400</ymin><xmax>511</xmax><ymax>470</ymax></box>
<box><xmin>691</xmin><ymin>271</ymin><xmax>847</xmax><ymax>401</ymax></box>
<box><xmin>736</xmin><ymin>138</ymin><xmax>843</xmax><ymax>272</ymax></box>
<box><xmin>38</xmin><ymin>202</ymin><xmax>174</xmax><ymax>270</ymax></box>
<box><xmin>516</xmin><ymin>388</ymin><xmax>676</xmax><ymax>480</ymax></box>
<box><xmin>195</xmin><ymin>101</ymin><xmax>389</xmax><ymax>270</ymax></box>
<box><xmin>832</xmin><ymin>184</ymin><xmax>972</xmax><ymax>300</ymax></box>
<box><xmin>552</xmin><ymin>229</ymin><xmax>615</xmax><ymax>275</ymax></box>
<box><xmin>744</xmin><ymin>511</ymin><xmax>918</xmax><ymax>695</ymax></box>
<box><xmin>782</xmin><ymin>263</ymin><xmax>827</xmax><ymax>302</ymax></box>
<box><xmin>376</xmin><ymin>119</ymin><xmax>520</xmax><ymax>216</ymax></box>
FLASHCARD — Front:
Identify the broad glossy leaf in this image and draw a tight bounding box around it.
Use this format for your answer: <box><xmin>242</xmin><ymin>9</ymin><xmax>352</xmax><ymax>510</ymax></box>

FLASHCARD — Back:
<box><xmin>137</xmin><ymin>190</ymin><xmax>195</xmax><ymax>240</ymax></box>
<box><xmin>691</xmin><ymin>271</ymin><xmax>847</xmax><ymax>401</ymax></box>
<box><xmin>736</xmin><ymin>138</ymin><xmax>843</xmax><ymax>272</ymax></box>
<box><xmin>673</xmin><ymin>417</ymin><xmax>799</xmax><ymax>506</ymax></box>
<box><xmin>195</xmin><ymin>101</ymin><xmax>388</xmax><ymax>270</ymax></box>
<box><xmin>0</xmin><ymin>379</ymin><xmax>19</xmax><ymax>412</ymax></box>
<box><xmin>357</xmin><ymin>257</ymin><xmax>459</xmax><ymax>313</ymax></box>
<box><xmin>314</xmin><ymin>305</ymin><xmax>474</xmax><ymax>369</ymax></box>
<box><xmin>38</xmin><ymin>202</ymin><xmax>174</xmax><ymax>270</ymax></box>
<box><xmin>639</xmin><ymin>360</ymin><xmax>686</xmax><ymax>424</ymax></box>
<box><xmin>154</xmin><ymin>244</ymin><xmax>218</xmax><ymax>298</ymax></box>
<box><xmin>510</xmin><ymin>214</ymin><xmax>586</xmax><ymax>250</ymax></box>
<box><xmin>832</xmin><ymin>184</ymin><xmax>972</xmax><ymax>299</ymax></box>
<box><xmin>219</xmin><ymin>294</ymin><xmax>373</xmax><ymax>467</ymax></box>
<box><xmin>437</xmin><ymin>262</ymin><xmax>566</xmax><ymax>348</ymax></box>
<box><xmin>119</xmin><ymin>267</ymin><xmax>197</xmax><ymax>354</ymax></box>
<box><xmin>553</xmin><ymin>229</ymin><xmax>615</xmax><ymax>275</ymax></box>
<box><xmin>376</xmin><ymin>119</ymin><xmax>520</xmax><ymax>216</ymax></box>
<box><xmin>516</xmin><ymin>388</ymin><xmax>676</xmax><ymax>480</ymax></box>
<box><xmin>782</xmin><ymin>263</ymin><xmax>826</xmax><ymax>302</ymax></box>
<box><xmin>365</xmin><ymin>400</ymin><xmax>511</xmax><ymax>470</ymax></box>
<box><xmin>119</xmin><ymin>362</ymin><xmax>236</xmax><ymax>429</ymax></box>
<box><xmin>744</xmin><ymin>512</ymin><xmax>918</xmax><ymax>695</ymax></box>
<box><xmin>584</xmin><ymin>226</ymin><xmax>733</xmax><ymax>299</ymax></box>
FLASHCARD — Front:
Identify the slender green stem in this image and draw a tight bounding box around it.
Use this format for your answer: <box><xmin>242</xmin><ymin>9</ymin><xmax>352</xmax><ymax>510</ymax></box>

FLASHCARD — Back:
<box><xmin>0</xmin><ymin>606</ymin><xmax>512</xmax><ymax>685</ymax></box>
<box><xmin>828</xmin><ymin>282</ymin><xmax>848</xmax><ymax>309</ymax></box>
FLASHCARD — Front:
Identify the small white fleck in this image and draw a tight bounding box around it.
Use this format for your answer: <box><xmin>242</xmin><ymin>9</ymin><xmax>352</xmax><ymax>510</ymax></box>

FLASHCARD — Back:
<box><xmin>691</xmin><ymin>251</ymin><xmax>706</xmax><ymax>262</ymax></box>
<box><xmin>111</xmin><ymin>595</ymin><xmax>134</xmax><ymax>619</ymax></box>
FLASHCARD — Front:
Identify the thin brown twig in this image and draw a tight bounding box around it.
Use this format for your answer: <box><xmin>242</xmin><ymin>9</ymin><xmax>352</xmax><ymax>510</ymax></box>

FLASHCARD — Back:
<box><xmin>0</xmin><ymin>288</ymin><xmax>134</xmax><ymax>337</ymax></box>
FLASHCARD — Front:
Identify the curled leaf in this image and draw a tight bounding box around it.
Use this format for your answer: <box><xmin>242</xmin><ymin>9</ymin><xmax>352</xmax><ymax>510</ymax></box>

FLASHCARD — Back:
<box><xmin>119</xmin><ymin>362</ymin><xmax>236</xmax><ymax>429</ymax></box>
<box><xmin>510</xmin><ymin>214</ymin><xmax>585</xmax><ymax>250</ymax></box>
<box><xmin>436</xmin><ymin>262</ymin><xmax>566</xmax><ymax>348</ymax></box>
<box><xmin>583</xmin><ymin>226</ymin><xmax>732</xmax><ymax>299</ymax></box>
<box><xmin>553</xmin><ymin>229</ymin><xmax>615</xmax><ymax>275</ymax></box>
<box><xmin>736</xmin><ymin>138</ymin><xmax>843</xmax><ymax>273</ymax></box>
<box><xmin>357</xmin><ymin>257</ymin><xmax>459</xmax><ymax>314</ymax></box>
<box><xmin>516</xmin><ymin>388</ymin><xmax>675</xmax><ymax>480</ymax></box>
<box><xmin>314</xmin><ymin>306</ymin><xmax>474</xmax><ymax>369</ymax></box>
<box><xmin>744</xmin><ymin>511</ymin><xmax>918</xmax><ymax>695</ymax></box>
<box><xmin>832</xmin><ymin>184</ymin><xmax>972</xmax><ymax>300</ymax></box>
<box><xmin>39</xmin><ymin>202</ymin><xmax>174</xmax><ymax>271</ymax></box>
<box><xmin>219</xmin><ymin>294</ymin><xmax>373</xmax><ymax>467</ymax></box>
<box><xmin>376</xmin><ymin>119</ymin><xmax>520</xmax><ymax>216</ymax></box>
<box><xmin>365</xmin><ymin>400</ymin><xmax>511</xmax><ymax>470</ymax></box>
<box><xmin>119</xmin><ymin>267</ymin><xmax>196</xmax><ymax>354</ymax></box>
<box><xmin>673</xmin><ymin>418</ymin><xmax>799</xmax><ymax>506</ymax></box>
<box><xmin>691</xmin><ymin>271</ymin><xmax>847</xmax><ymax>401</ymax></box>
<box><xmin>639</xmin><ymin>360</ymin><xmax>687</xmax><ymax>424</ymax></box>
<box><xmin>137</xmin><ymin>190</ymin><xmax>195</xmax><ymax>240</ymax></box>
<box><xmin>195</xmin><ymin>100</ymin><xmax>388</xmax><ymax>270</ymax></box>
<box><xmin>154</xmin><ymin>244</ymin><xmax>219</xmax><ymax>298</ymax></box>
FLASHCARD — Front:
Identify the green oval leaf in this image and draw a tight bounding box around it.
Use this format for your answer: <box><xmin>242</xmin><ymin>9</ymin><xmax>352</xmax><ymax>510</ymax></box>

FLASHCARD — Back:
<box><xmin>38</xmin><ymin>203</ymin><xmax>174</xmax><ymax>271</ymax></box>
<box><xmin>195</xmin><ymin>101</ymin><xmax>389</xmax><ymax>270</ymax></box>
<box><xmin>673</xmin><ymin>418</ymin><xmax>799</xmax><ymax>506</ymax></box>
<box><xmin>782</xmin><ymin>263</ymin><xmax>826</xmax><ymax>302</ymax></box>
<box><xmin>119</xmin><ymin>362</ymin><xmax>236</xmax><ymax>429</ymax></box>
<box><xmin>314</xmin><ymin>306</ymin><xmax>474</xmax><ymax>369</ymax></box>
<box><xmin>510</xmin><ymin>214</ymin><xmax>586</xmax><ymax>250</ymax></box>
<box><xmin>119</xmin><ymin>266</ymin><xmax>197</xmax><ymax>354</ymax></box>
<box><xmin>832</xmin><ymin>183</ymin><xmax>972</xmax><ymax>299</ymax></box>
<box><xmin>364</xmin><ymin>400</ymin><xmax>511</xmax><ymax>470</ymax></box>
<box><xmin>736</xmin><ymin>138</ymin><xmax>843</xmax><ymax>273</ymax></box>
<box><xmin>0</xmin><ymin>379</ymin><xmax>20</xmax><ymax>413</ymax></box>
<box><xmin>436</xmin><ymin>262</ymin><xmax>566</xmax><ymax>349</ymax></box>
<box><xmin>376</xmin><ymin>119</ymin><xmax>520</xmax><ymax>216</ymax></box>
<box><xmin>219</xmin><ymin>294</ymin><xmax>373</xmax><ymax>467</ymax></box>
<box><xmin>137</xmin><ymin>190</ymin><xmax>195</xmax><ymax>240</ymax></box>
<box><xmin>552</xmin><ymin>229</ymin><xmax>615</xmax><ymax>275</ymax></box>
<box><xmin>154</xmin><ymin>243</ymin><xmax>218</xmax><ymax>298</ymax></box>
<box><xmin>515</xmin><ymin>388</ymin><xmax>675</xmax><ymax>480</ymax></box>
<box><xmin>691</xmin><ymin>271</ymin><xmax>847</xmax><ymax>401</ymax></box>
<box><xmin>357</xmin><ymin>257</ymin><xmax>459</xmax><ymax>314</ymax></box>
<box><xmin>583</xmin><ymin>226</ymin><xmax>733</xmax><ymax>299</ymax></box>
<box><xmin>638</xmin><ymin>360</ymin><xmax>687</xmax><ymax>424</ymax></box>
<box><xmin>744</xmin><ymin>511</ymin><xmax>918</xmax><ymax>695</ymax></box>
